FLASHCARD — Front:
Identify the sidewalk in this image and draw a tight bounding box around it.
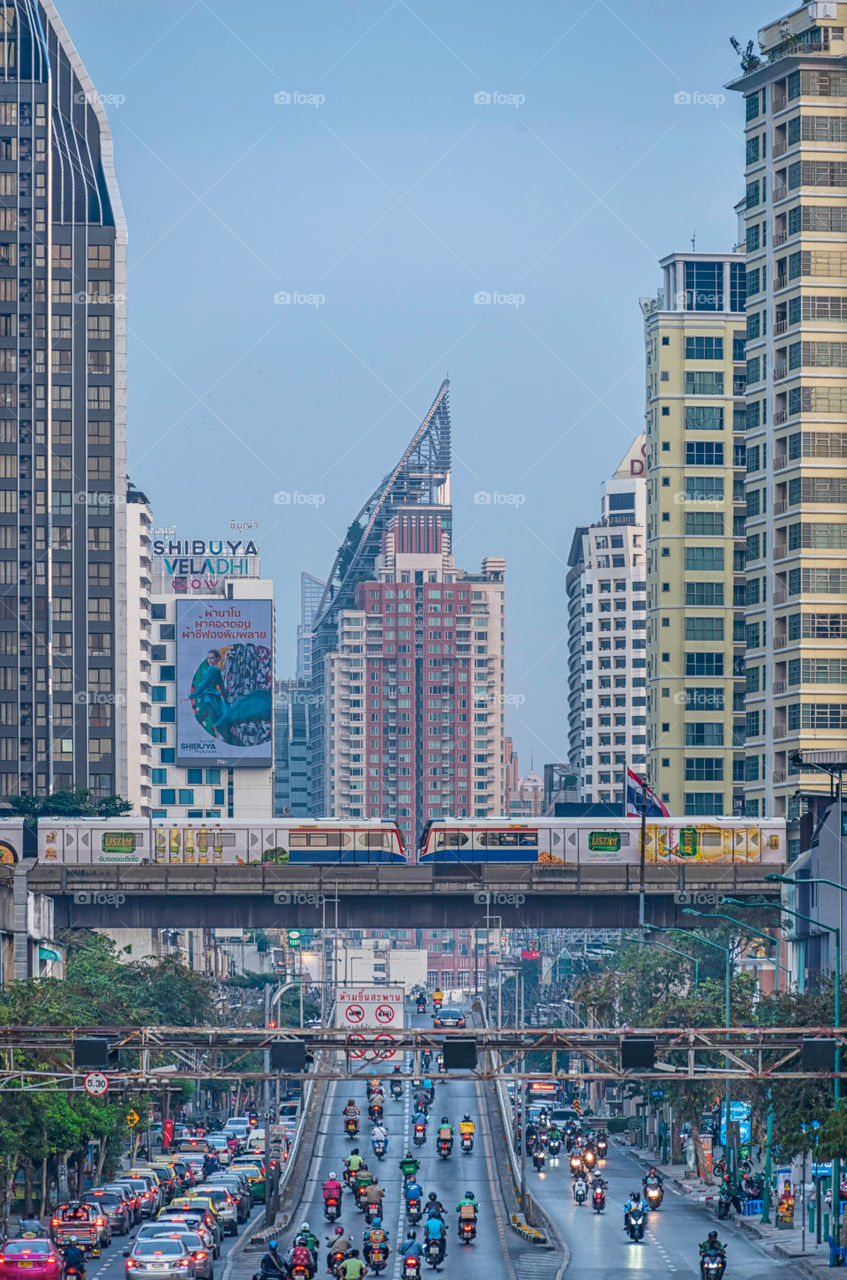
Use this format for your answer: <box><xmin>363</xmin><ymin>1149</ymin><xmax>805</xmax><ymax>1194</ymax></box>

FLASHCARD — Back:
<box><xmin>623</xmin><ymin>1140</ymin><xmax>832</xmax><ymax>1276</ymax></box>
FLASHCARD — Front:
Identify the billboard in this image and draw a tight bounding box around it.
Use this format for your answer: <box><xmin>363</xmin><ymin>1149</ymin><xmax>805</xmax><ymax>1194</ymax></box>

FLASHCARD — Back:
<box><xmin>176</xmin><ymin>598</ymin><xmax>273</xmax><ymax>767</ymax></box>
<box><xmin>335</xmin><ymin>986</ymin><xmax>405</xmax><ymax>1030</ymax></box>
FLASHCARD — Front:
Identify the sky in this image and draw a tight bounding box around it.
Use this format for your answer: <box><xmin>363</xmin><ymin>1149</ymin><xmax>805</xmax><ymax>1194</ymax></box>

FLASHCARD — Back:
<box><xmin>59</xmin><ymin>0</ymin><xmax>776</xmax><ymax>772</ymax></box>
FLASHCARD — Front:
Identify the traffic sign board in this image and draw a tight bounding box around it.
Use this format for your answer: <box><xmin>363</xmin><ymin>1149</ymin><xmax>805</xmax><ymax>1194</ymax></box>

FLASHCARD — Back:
<box><xmin>372</xmin><ymin>1034</ymin><xmax>396</xmax><ymax>1061</ymax></box>
<box><xmin>84</xmin><ymin>1072</ymin><xmax>109</xmax><ymax>1096</ymax></box>
<box><xmin>126</xmin><ymin>1109</ymin><xmax>140</xmax><ymax>1128</ymax></box>
<box><xmin>347</xmin><ymin>1035</ymin><xmax>367</xmax><ymax>1060</ymax></box>
<box><xmin>374</xmin><ymin>1004</ymin><xmax>395</xmax><ymax>1025</ymax></box>
<box><xmin>346</xmin><ymin>1004</ymin><xmax>364</xmax><ymax>1025</ymax></box>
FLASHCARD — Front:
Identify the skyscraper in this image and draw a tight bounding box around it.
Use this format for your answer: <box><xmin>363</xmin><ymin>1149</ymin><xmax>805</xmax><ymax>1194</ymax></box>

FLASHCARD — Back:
<box><xmin>296</xmin><ymin>572</ymin><xmax>325</xmax><ymax>682</ymax></box>
<box><xmin>566</xmin><ymin>436</ymin><xmax>648</xmax><ymax>805</ymax></box>
<box><xmin>0</xmin><ymin>2</ymin><xmax>126</xmax><ymax>800</ymax></box>
<box><xmin>641</xmin><ymin>249</ymin><xmax>747</xmax><ymax>816</ymax></box>
<box><xmin>728</xmin><ymin>5</ymin><xmax>847</xmax><ymax>822</ymax></box>
<box><xmin>309</xmin><ymin>381</ymin><xmax>507</xmax><ymax>846</ymax></box>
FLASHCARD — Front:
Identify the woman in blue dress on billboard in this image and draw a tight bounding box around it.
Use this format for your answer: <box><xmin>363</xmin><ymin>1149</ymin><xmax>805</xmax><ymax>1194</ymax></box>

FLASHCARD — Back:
<box><xmin>186</xmin><ymin>645</ymin><xmax>273</xmax><ymax>747</ymax></box>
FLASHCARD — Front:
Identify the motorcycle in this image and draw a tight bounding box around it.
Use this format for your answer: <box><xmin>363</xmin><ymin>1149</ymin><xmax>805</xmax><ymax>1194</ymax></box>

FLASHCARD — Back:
<box><xmin>573</xmin><ymin>1179</ymin><xmax>587</xmax><ymax>1204</ymax></box>
<box><xmin>391</xmin><ymin>1082</ymin><xmax>403</xmax><ymax>1101</ymax></box>
<box><xmin>403</xmin><ymin>1258</ymin><xmax>421</xmax><ymax>1280</ymax></box>
<box><xmin>372</xmin><ymin>1138</ymin><xmax>387</xmax><ymax>1161</ymax></box>
<box><xmin>406</xmin><ymin>1199</ymin><xmax>422</xmax><ymax>1225</ymax></box>
<box><xmin>532</xmin><ymin>1149</ymin><xmax>545</xmax><ymax>1172</ymax></box>
<box><xmin>458</xmin><ymin>1217</ymin><xmax>476</xmax><ymax>1245</ymax></box>
<box><xmin>369</xmin><ymin>1105</ymin><xmax>384</xmax><ymax>1125</ymax></box>
<box><xmin>548</xmin><ymin>1137</ymin><xmax>560</xmax><ymax>1157</ymax></box>
<box><xmin>413</xmin><ymin>1124</ymin><xmax>426</xmax><ymax>1148</ymax></box>
<box><xmin>364</xmin><ymin>1202</ymin><xmax>380</xmax><ymax>1225</ymax></box>
<box><xmin>424</xmin><ymin>1239</ymin><xmax>443</xmax><ymax>1270</ymax></box>
<box><xmin>569</xmin><ymin>1154</ymin><xmax>582</xmax><ymax>1173</ymax></box>
<box><xmin>700</xmin><ymin>1249</ymin><xmax>726</xmax><ymax>1279</ymax></box>
<box><xmin>369</xmin><ymin>1246</ymin><xmax>387</xmax><ymax>1275</ymax></box>
<box><xmin>592</xmin><ymin>1187</ymin><xmax>605</xmax><ymax>1214</ymax></box>
<box><xmin>328</xmin><ymin>1249</ymin><xmax>349</xmax><ymax>1277</ymax></box>
<box><xmin>645</xmin><ymin>1184</ymin><xmax>663</xmax><ymax>1212</ymax></box>
<box><xmin>417</xmin><ymin>1000</ymin><xmax>426</xmax><ymax>1014</ymax></box>
<box><xmin>626</xmin><ymin>1207</ymin><xmax>645</xmax><ymax>1243</ymax></box>
<box><xmin>355</xmin><ymin>1185</ymin><xmax>369</xmax><ymax>1210</ymax></box>
<box><xmin>421</xmin><ymin>1052</ymin><xmax>432</xmax><ymax>1071</ymax></box>
<box><xmin>343</xmin><ymin>1166</ymin><xmax>359</xmax><ymax>1189</ymax></box>
<box><xmin>597</xmin><ymin>1138</ymin><xmax>608</xmax><ymax>1157</ymax></box>
<box><xmin>583</xmin><ymin>1147</ymin><xmax>596</xmax><ymax>1169</ymax></box>
<box><xmin>345</xmin><ymin>1117</ymin><xmax>359</xmax><ymax>1137</ymax></box>
<box><xmin>716</xmin><ymin>1188</ymin><xmax>732</xmax><ymax>1220</ymax></box>
<box><xmin>291</xmin><ymin>1267</ymin><xmax>309</xmax><ymax>1280</ymax></box>
<box><xmin>461</xmin><ymin>1134</ymin><xmax>473</xmax><ymax>1155</ymax></box>
<box><xmin>324</xmin><ymin>1196</ymin><xmax>340</xmax><ymax>1222</ymax></box>
<box><xmin>437</xmin><ymin>1137</ymin><xmax>452</xmax><ymax>1160</ymax></box>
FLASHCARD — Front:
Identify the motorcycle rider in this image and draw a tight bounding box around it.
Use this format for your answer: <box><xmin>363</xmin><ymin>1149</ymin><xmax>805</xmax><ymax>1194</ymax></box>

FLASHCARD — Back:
<box><xmin>298</xmin><ymin>1224</ymin><xmax>320</xmax><ymax>1264</ymax></box>
<box><xmin>371</xmin><ymin>1121</ymin><xmax>389</xmax><ymax>1154</ymax></box>
<box><xmin>288</xmin><ymin>1238</ymin><xmax>315</xmax><ymax>1280</ymax></box>
<box><xmin>455</xmin><ymin>1191</ymin><xmax>478</xmax><ymax>1233</ymax></box>
<box><xmin>362</xmin><ymin>1217</ymin><xmax>389</xmax><ymax>1266</ymax></box>
<box><xmin>423</xmin><ymin>1211</ymin><xmax>446</xmax><ymax>1263</ymax></box>
<box><xmin>398</xmin><ymin>1230</ymin><xmax>422</xmax><ymax>1262</ymax></box>
<box><xmin>623</xmin><ymin>1190</ymin><xmax>643</xmax><ymax>1232</ymax></box>
<box><xmin>399</xmin><ymin>1153</ymin><xmax>420</xmax><ymax>1181</ymax></box>
<box><xmin>699</xmin><ymin>1230</ymin><xmax>726</xmax><ymax>1278</ymax></box>
<box><xmin>404</xmin><ymin>1176</ymin><xmax>423</xmax><ymax>1210</ymax></box>
<box><xmin>346</xmin><ymin>1150</ymin><xmax>366</xmax><ymax>1175</ymax></box>
<box><xmin>62</xmin><ymin>1244</ymin><xmax>87</xmax><ymax>1280</ymax></box>
<box><xmin>425</xmin><ymin>1193</ymin><xmax>445</xmax><ymax>1219</ymax></box>
<box><xmin>336</xmin><ymin>1250</ymin><xmax>368</xmax><ymax>1280</ymax></box>
<box><xmin>323</xmin><ymin>1173</ymin><xmax>343</xmax><ymax>1205</ymax></box>
<box><xmin>363</xmin><ymin>1181</ymin><xmax>385</xmax><ymax>1215</ymax></box>
<box><xmin>437</xmin><ymin>1117</ymin><xmax>453</xmax><ymax>1147</ymax></box>
<box><xmin>572</xmin><ymin>1169</ymin><xmax>587</xmax><ymax>1200</ymax></box>
<box><xmin>344</xmin><ymin>1100</ymin><xmax>360</xmax><ymax>1131</ymax></box>
<box><xmin>644</xmin><ymin>1167</ymin><xmax>663</xmax><ymax>1191</ymax></box>
<box><xmin>325</xmin><ymin>1227</ymin><xmax>352</xmax><ymax>1275</ymax></box>
<box><xmin>260</xmin><ymin>1240</ymin><xmax>288</xmax><ymax>1280</ymax></box>
<box><xmin>458</xmin><ymin>1116</ymin><xmax>474</xmax><ymax>1142</ymax></box>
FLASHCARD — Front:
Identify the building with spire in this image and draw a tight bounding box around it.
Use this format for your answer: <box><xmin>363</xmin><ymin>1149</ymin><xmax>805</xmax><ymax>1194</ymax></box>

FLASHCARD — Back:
<box><xmin>308</xmin><ymin>381</ymin><xmax>506</xmax><ymax>847</ymax></box>
<box><xmin>0</xmin><ymin>2</ymin><xmax>127</xmax><ymax>801</ymax></box>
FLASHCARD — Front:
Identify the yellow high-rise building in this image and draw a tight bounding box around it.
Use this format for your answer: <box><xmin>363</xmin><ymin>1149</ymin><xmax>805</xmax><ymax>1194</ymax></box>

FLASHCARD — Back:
<box><xmin>729</xmin><ymin>4</ymin><xmax>847</xmax><ymax>827</ymax></box>
<box><xmin>641</xmin><ymin>251</ymin><xmax>748</xmax><ymax>815</ymax></box>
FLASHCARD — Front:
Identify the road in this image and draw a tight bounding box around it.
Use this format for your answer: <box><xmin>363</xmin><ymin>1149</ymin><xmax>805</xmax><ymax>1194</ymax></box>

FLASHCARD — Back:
<box><xmin>289</xmin><ymin>1009</ymin><xmax>540</xmax><ymax>1280</ymax></box>
<box><xmin>526</xmin><ymin>1132</ymin><xmax>800</xmax><ymax>1278</ymax></box>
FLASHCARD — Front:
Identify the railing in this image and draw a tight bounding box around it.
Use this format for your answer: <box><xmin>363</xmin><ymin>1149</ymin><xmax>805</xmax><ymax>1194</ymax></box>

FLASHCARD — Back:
<box><xmin>774</xmin><ymin>500</ymin><xmax>788</xmax><ymax>514</ymax></box>
<box><xmin>773</xmin><ymin>185</ymin><xmax>788</xmax><ymax>203</ymax></box>
<box><xmin>774</xmin><ymin>636</ymin><xmax>788</xmax><ymax>649</ymax></box>
<box><xmin>774</xmin><ymin>409</ymin><xmax>788</xmax><ymax>424</ymax></box>
<box><xmin>774</xmin><ymin>362</ymin><xmax>788</xmax><ymax>380</ymax></box>
<box><xmin>775</xmin><ymin>274</ymin><xmax>788</xmax><ymax>289</ymax></box>
<box><xmin>772</xmin><ymin>681</ymin><xmax>786</xmax><ymax>693</ymax></box>
<box><xmin>774</xmin><ymin>318</ymin><xmax>787</xmax><ymax>333</ymax></box>
<box><xmin>773</xmin><ymin>588</ymin><xmax>787</xmax><ymax>602</ymax></box>
<box><xmin>772</xmin><ymin>93</ymin><xmax>787</xmax><ymax>111</ymax></box>
<box><xmin>774</xmin><ymin>453</ymin><xmax>788</xmax><ymax>470</ymax></box>
<box><xmin>772</xmin><ymin>141</ymin><xmax>787</xmax><ymax>158</ymax></box>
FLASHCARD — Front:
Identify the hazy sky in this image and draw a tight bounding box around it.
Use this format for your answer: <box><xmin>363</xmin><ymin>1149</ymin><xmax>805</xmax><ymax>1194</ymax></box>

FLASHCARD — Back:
<box><xmin>61</xmin><ymin>0</ymin><xmax>772</xmax><ymax>770</ymax></box>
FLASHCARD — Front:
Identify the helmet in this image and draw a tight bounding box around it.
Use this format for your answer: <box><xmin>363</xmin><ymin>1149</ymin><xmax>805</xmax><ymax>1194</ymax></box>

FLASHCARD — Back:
<box><xmin>372</xmin><ymin>1218</ymin><xmax>381</xmax><ymax>1229</ymax></box>
<box><xmin>466</xmin><ymin>1191</ymin><xmax>473</xmax><ymax>1200</ymax></box>
<box><xmin>463</xmin><ymin>1114</ymin><xmax>470</xmax><ymax>1122</ymax></box>
<box><xmin>329</xmin><ymin>1172</ymin><xmax>337</xmax><ymax>1181</ymax></box>
<box><xmin>351</xmin><ymin>1148</ymin><xmax>359</xmax><ymax>1156</ymax></box>
<box><xmin>708</xmin><ymin>1230</ymin><xmax>718</xmax><ymax>1241</ymax></box>
<box><xmin>300</xmin><ymin>1222</ymin><xmax>310</xmax><ymax>1233</ymax></box>
<box><xmin>441</xmin><ymin>1117</ymin><xmax>448</xmax><ymax>1124</ymax></box>
<box><xmin>405</xmin><ymin>1151</ymin><xmax>413</xmax><ymax>1159</ymax></box>
<box><xmin>269</xmin><ymin>1242</ymin><xmax>278</xmax><ymax>1251</ymax></box>
<box><xmin>334</xmin><ymin>1228</ymin><xmax>344</xmax><ymax>1238</ymax></box>
<box><xmin>428</xmin><ymin>1193</ymin><xmax>437</xmax><ymax>1202</ymax></box>
<box><xmin>407</xmin><ymin>1230</ymin><xmax>416</xmax><ymax>1240</ymax></box>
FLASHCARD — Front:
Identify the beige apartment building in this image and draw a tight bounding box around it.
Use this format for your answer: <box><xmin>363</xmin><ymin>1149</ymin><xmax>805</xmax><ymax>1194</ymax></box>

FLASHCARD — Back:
<box><xmin>729</xmin><ymin>2</ymin><xmax>847</xmax><ymax>824</ymax></box>
<box><xmin>641</xmin><ymin>252</ymin><xmax>748</xmax><ymax>815</ymax></box>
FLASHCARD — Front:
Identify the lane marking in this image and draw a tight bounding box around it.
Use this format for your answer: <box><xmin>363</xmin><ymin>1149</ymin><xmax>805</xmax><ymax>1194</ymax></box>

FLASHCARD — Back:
<box><xmin>476</xmin><ymin>1078</ymin><xmax>516</xmax><ymax>1280</ymax></box>
<box><xmin>392</xmin><ymin>1055</ymin><xmax>412</xmax><ymax>1280</ymax></box>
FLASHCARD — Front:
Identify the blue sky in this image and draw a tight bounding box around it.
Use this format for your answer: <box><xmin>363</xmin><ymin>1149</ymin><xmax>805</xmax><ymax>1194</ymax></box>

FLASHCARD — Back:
<box><xmin>61</xmin><ymin>0</ymin><xmax>773</xmax><ymax>770</ymax></box>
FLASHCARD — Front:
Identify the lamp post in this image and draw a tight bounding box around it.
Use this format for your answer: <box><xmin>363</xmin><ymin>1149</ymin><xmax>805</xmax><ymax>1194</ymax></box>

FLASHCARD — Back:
<box><xmin>684</xmin><ymin>907</ymin><xmax>791</xmax><ymax>1224</ymax></box>
<box><xmin>726</xmin><ymin>892</ymin><xmax>842</xmax><ymax>1225</ymax></box>
<box><xmin>678</xmin><ymin>914</ymin><xmax>734</xmax><ymax>1177</ymax></box>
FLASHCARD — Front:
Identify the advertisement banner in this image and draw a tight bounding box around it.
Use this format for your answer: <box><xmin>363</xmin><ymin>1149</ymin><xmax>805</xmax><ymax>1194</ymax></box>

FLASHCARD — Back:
<box><xmin>176</xmin><ymin>598</ymin><xmax>273</xmax><ymax>767</ymax></box>
<box><xmin>0</xmin><ymin>819</ymin><xmax>25</xmax><ymax>863</ymax></box>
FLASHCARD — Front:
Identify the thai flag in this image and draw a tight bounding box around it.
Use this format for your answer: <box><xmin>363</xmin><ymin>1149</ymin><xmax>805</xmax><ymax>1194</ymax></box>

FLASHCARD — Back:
<box><xmin>625</xmin><ymin>767</ymin><xmax>670</xmax><ymax>818</ymax></box>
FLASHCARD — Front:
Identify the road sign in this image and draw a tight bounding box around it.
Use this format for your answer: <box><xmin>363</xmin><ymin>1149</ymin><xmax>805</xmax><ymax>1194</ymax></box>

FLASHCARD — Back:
<box><xmin>126</xmin><ymin>1109</ymin><xmax>140</xmax><ymax>1128</ymax></box>
<box><xmin>335</xmin><ymin>986</ymin><xmax>405</xmax><ymax>1031</ymax></box>
<box><xmin>346</xmin><ymin>1004</ymin><xmax>364</xmax><ymax>1025</ymax></box>
<box><xmin>374</xmin><ymin>1004</ymin><xmax>396</xmax><ymax>1025</ymax></box>
<box><xmin>573</xmin><ymin>1099</ymin><xmax>582</xmax><ymax>1115</ymax></box>
<box><xmin>83</xmin><ymin>1072</ymin><xmax>109</xmax><ymax>1096</ymax></box>
<box><xmin>372</xmin><ymin>1034</ymin><xmax>396</xmax><ymax>1061</ymax></box>
<box><xmin>347</xmin><ymin>1035</ymin><xmax>367</xmax><ymax>1060</ymax></box>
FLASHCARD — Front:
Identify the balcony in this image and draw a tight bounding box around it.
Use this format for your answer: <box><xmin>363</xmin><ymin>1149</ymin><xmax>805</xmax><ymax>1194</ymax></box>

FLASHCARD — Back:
<box><xmin>773</xmin><ymin>501</ymin><xmax>788</xmax><ymax>514</ymax></box>
<box><xmin>773</xmin><ymin>361</ymin><xmax>788</xmax><ymax>381</ymax></box>
<box><xmin>774</xmin><ymin>409</ymin><xmax>788</xmax><ymax>425</ymax></box>
<box><xmin>773</xmin><ymin>185</ymin><xmax>788</xmax><ymax>203</ymax></box>
<box><xmin>772</xmin><ymin>769</ymin><xmax>786</xmax><ymax>783</ymax></box>
<box><xmin>772</xmin><ymin>91</ymin><xmax>787</xmax><ymax>111</ymax></box>
<box><xmin>773</xmin><ymin>588</ymin><xmax>787</xmax><ymax>603</ymax></box>
<box><xmin>772</xmin><ymin>681</ymin><xmax>786</xmax><ymax>694</ymax></box>
<box><xmin>772</xmin><ymin>141</ymin><xmax>787</xmax><ymax>159</ymax></box>
<box><xmin>774</xmin><ymin>635</ymin><xmax>788</xmax><ymax>649</ymax></box>
<box><xmin>775</xmin><ymin>274</ymin><xmax>787</xmax><ymax>290</ymax></box>
<box><xmin>774</xmin><ymin>318</ymin><xmax>787</xmax><ymax>334</ymax></box>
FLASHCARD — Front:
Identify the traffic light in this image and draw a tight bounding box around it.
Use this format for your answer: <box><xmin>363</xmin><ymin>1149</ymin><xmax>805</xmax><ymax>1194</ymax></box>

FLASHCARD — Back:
<box><xmin>287</xmin><ymin>930</ymin><xmax>301</xmax><ymax>949</ymax></box>
<box><xmin>267</xmin><ymin>1020</ymin><xmax>278</xmax><ymax>1029</ymax></box>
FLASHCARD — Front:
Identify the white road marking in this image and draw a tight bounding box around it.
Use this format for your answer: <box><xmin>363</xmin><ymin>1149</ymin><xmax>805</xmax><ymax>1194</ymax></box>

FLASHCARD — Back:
<box><xmin>392</xmin><ymin>1056</ymin><xmax>412</xmax><ymax>1280</ymax></box>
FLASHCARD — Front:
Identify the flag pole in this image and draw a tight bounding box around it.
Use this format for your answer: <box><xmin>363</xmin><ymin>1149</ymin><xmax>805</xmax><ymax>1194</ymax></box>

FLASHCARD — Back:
<box><xmin>638</xmin><ymin>774</ymin><xmax>647</xmax><ymax>927</ymax></box>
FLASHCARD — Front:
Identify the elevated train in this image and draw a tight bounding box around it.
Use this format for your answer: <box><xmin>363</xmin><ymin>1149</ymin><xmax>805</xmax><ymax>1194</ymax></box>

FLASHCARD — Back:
<box><xmin>0</xmin><ymin>814</ymin><xmax>788</xmax><ymax>868</ymax></box>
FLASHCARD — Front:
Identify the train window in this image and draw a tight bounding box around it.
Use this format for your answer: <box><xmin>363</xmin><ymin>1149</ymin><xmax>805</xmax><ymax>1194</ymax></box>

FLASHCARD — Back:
<box><xmin>435</xmin><ymin>831</ymin><xmax>467</xmax><ymax>848</ymax></box>
<box><xmin>519</xmin><ymin>832</ymin><xmax>538</xmax><ymax>846</ymax></box>
<box><xmin>289</xmin><ymin>831</ymin><xmax>351</xmax><ymax>847</ymax></box>
<box><xmin>478</xmin><ymin>831</ymin><xmax>538</xmax><ymax>847</ymax></box>
<box><xmin>359</xmin><ymin>832</ymin><xmax>389</xmax><ymax>848</ymax></box>
<box><xmin>700</xmin><ymin>831</ymin><xmax>723</xmax><ymax>849</ymax></box>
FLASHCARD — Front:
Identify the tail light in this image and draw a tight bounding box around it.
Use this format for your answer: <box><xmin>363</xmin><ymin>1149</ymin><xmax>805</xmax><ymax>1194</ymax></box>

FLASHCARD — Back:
<box><xmin>96</xmin><ymin>1219</ymin><xmax>105</xmax><ymax>1227</ymax></box>
<box><xmin>126</xmin><ymin>1261</ymin><xmax>136</xmax><ymax>1269</ymax></box>
<box><xmin>51</xmin><ymin>1220</ymin><xmax>59</xmax><ymax>1227</ymax></box>
<box><xmin>192</xmin><ymin>1254</ymin><xmax>207</xmax><ymax>1262</ymax></box>
<box><xmin>178</xmin><ymin>1260</ymin><xmax>191</xmax><ymax>1268</ymax></box>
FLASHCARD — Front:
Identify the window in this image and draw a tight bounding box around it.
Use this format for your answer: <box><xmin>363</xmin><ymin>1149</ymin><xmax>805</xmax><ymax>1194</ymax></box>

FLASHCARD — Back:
<box><xmin>685</xmin><ymin>757</ymin><xmax>724</xmax><ymax>780</ymax></box>
<box><xmin>685</xmin><ymin>581</ymin><xmax>724</xmax><ymax>606</ymax></box>
<box><xmin>685</xmin><ymin>336</ymin><xmax>723</xmax><ymax>360</ymax></box>
<box><xmin>159</xmin><ymin>789</ymin><xmax>176</xmax><ymax>805</ymax></box>
<box><xmin>685</xmin><ymin>260</ymin><xmax>723</xmax><ymax>310</ymax></box>
<box><xmin>685</xmin><ymin>475</ymin><xmax>723</xmax><ymax>500</ymax></box>
<box><xmin>685</xmin><ymin>406</ymin><xmax>723</xmax><ymax>431</ymax></box>
<box><xmin>685</xmin><ymin>617</ymin><xmax>724</xmax><ymax>641</ymax></box>
<box><xmin>684</xmin><ymin>792</ymin><xmax>725</xmax><ymax>815</ymax></box>
<box><xmin>685</xmin><ymin>652</ymin><xmax>724</xmax><ymax>676</ymax></box>
<box><xmin>685</xmin><ymin>371</ymin><xmax>724</xmax><ymax>395</ymax></box>
<box><xmin>685</xmin><ymin>722</ymin><xmax>724</xmax><ymax>746</ymax></box>
<box><xmin>684</xmin><ymin>546</ymin><xmax>724</xmax><ymax>571</ymax></box>
<box><xmin>685</xmin><ymin>511</ymin><xmax>724</xmax><ymax>535</ymax></box>
<box><xmin>685</xmin><ymin>441</ymin><xmax>724</xmax><ymax>466</ymax></box>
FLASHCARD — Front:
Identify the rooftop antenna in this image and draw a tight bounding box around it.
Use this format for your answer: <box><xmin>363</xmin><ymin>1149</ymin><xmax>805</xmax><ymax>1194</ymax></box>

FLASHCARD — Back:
<box><xmin>691</xmin><ymin>227</ymin><xmax>696</xmax><ymax>252</ymax></box>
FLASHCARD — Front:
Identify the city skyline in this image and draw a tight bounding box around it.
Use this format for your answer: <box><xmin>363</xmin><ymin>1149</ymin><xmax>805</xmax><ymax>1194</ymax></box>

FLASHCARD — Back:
<box><xmin>54</xmin><ymin>0</ymin><xmax>775</xmax><ymax>768</ymax></box>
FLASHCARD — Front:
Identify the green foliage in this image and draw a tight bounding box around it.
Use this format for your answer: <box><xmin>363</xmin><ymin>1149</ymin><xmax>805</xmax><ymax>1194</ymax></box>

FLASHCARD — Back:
<box><xmin>5</xmin><ymin>789</ymin><xmax>131</xmax><ymax>826</ymax></box>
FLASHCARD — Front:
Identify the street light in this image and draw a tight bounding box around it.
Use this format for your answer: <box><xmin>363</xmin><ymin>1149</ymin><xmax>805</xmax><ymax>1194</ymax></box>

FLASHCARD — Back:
<box><xmin>684</xmin><ymin>907</ymin><xmax>791</xmax><ymax>1225</ymax></box>
<box><xmin>725</xmin><ymin>893</ymin><xmax>842</xmax><ymax>1224</ymax></box>
<box><xmin>678</xmin><ymin>913</ymin><xmax>734</xmax><ymax>1175</ymax></box>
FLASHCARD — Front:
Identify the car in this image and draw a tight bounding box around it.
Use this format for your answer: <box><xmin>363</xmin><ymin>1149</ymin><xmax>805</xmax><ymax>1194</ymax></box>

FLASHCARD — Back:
<box><xmin>146</xmin><ymin>1214</ymin><xmax>214</xmax><ymax>1257</ymax></box>
<box><xmin>133</xmin><ymin>1228</ymin><xmax>214</xmax><ymax>1280</ymax></box>
<box><xmin>124</xmin><ymin>1237</ymin><xmax>195</xmax><ymax>1280</ymax></box>
<box><xmin>143</xmin><ymin>1165</ymin><xmax>179</xmax><ymax>1203</ymax></box>
<box><xmin>159</xmin><ymin>1201</ymin><xmax>222</xmax><ymax>1257</ymax></box>
<box><xmin>86</xmin><ymin>1189</ymin><xmax>132</xmax><ymax>1237</ymax></box>
<box><xmin>176</xmin><ymin>1139</ymin><xmax>211</xmax><ymax>1155</ymax></box>
<box><xmin>110</xmin><ymin>1182</ymin><xmax>143</xmax><ymax>1225</ymax></box>
<box><xmin>179</xmin><ymin>1197</ymin><xmax>225</xmax><ymax>1250</ymax></box>
<box><xmin>78</xmin><ymin>1200</ymin><xmax>113</xmax><ymax>1248</ymax></box>
<box><xmin>205</xmin><ymin>1175</ymin><xmax>249</xmax><ymax>1223</ymax></box>
<box><xmin>0</xmin><ymin>1240</ymin><xmax>63</xmax><ymax>1280</ymax></box>
<box><xmin>204</xmin><ymin>1138</ymin><xmax>231</xmax><ymax>1167</ymax></box>
<box><xmin>191</xmin><ymin>1187</ymin><xmax>238</xmax><ymax>1236</ymax></box>
<box><xmin>228</xmin><ymin>1162</ymin><xmax>264</xmax><ymax>1203</ymax></box>
<box><xmin>121</xmin><ymin>1176</ymin><xmax>161</xmax><ymax>1217</ymax></box>
<box><xmin>433</xmin><ymin>1006</ymin><xmax>466</xmax><ymax>1028</ymax></box>
<box><xmin>550</xmin><ymin>1107</ymin><xmax>582</xmax><ymax>1127</ymax></box>
<box><xmin>277</xmin><ymin>1103</ymin><xmax>298</xmax><ymax>1124</ymax></box>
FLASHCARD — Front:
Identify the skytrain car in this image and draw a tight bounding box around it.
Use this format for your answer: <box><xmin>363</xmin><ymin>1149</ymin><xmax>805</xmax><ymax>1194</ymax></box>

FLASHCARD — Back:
<box><xmin>37</xmin><ymin>818</ymin><xmax>407</xmax><ymax>866</ymax></box>
<box><xmin>417</xmin><ymin>817</ymin><xmax>786</xmax><ymax>865</ymax></box>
